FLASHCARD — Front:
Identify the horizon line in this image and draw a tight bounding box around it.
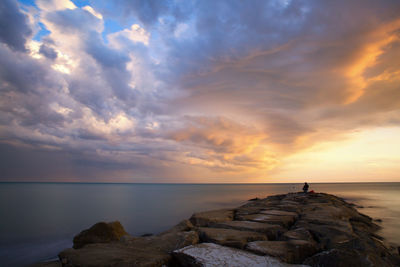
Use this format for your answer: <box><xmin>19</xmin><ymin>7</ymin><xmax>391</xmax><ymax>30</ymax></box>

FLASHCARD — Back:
<box><xmin>1</xmin><ymin>181</ymin><xmax>399</xmax><ymax>185</ymax></box>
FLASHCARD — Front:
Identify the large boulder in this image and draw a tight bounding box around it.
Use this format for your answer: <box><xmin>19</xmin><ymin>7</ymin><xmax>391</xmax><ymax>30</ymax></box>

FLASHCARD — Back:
<box><xmin>73</xmin><ymin>221</ymin><xmax>128</xmax><ymax>249</ymax></box>
<box><xmin>237</xmin><ymin>213</ymin><xmax>296</xmax><ymax>228</ymax></box>
<box><xmin>60</xmin><ymin>230</ymin><xmax>199</xmax><ymax>266</ymax></box>
<box><xmin>295</xmin><ymin>222</ymin><xmax>356</xmax><ymax>249</ymax></box>
<box><xmin>212</xmin><ymin>220</ymin><xmax>285</xmax><ymax>240</ymax></box>
<box><xmin>282</xmin><ymin>228</ymin><xmax>315</xmax><ymax>242</ymax></box>
<box><xmin>246</xmin><ymin>240</ymin><xmax>318</xmax><ymax>264</ymax></box>
<box><xmin>198</xmin><ymin>227</ymin><xmax>267</xmax><ymax>249</ymax></box>
<box><xmin>189</xmin><ymin>209</ymin><xmax>234</xmax><ymax>227</ymax></box>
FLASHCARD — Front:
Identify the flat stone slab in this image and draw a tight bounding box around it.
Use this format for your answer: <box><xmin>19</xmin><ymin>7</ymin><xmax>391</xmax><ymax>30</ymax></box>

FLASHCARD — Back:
<box><xmin>239</xmin><ymin>214</ymin><xmax>296</xmax><ymax>228</ymax></box>
<box><xmin>190</xmin><ymin>209</ymin><xmax>234</xmax><ymax>227</ymax></box>
<box><xmin>198</xmin><ymin>227</ymin><xmax>267</xmax><ymax>249</ymax></box>
<box><xmin>172</xmin><ymin>243</ymin><xmax>307</xmax><ymax>267</ymax></box>
<box><xmin>282</xmin><ymin>228</ymin><xmax>314</xmax><ymax>242</ymax></box>
<box><xmin>235</xmin><ymin>206</ymin><xmax>265</xmax><ymax>216</ymax></box>
<box><xmin>260</xmin><ymin>209</ymin><xmax>299</xmax><ymax>217</ymax></box>
<box><xmin>246</xmin><ymin>240</ymin><xmax>318</xmax><ymax>263</ymax></box>
<box><xmin>212</xmin><ymin>220</ymin><xmax>285</xmax><ymax>240</ymax></box>
<box><xmin>275</xmin><ymin>204</ymin><xmax>300</xmax><ymax>212</ymax></box>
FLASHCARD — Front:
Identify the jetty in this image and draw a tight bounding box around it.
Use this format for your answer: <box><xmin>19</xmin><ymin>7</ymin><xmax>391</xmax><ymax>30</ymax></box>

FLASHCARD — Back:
<box><xmin>38</xmin><ymin>192</ymin><xmax>400</xmax><ymax>266</ymax></box>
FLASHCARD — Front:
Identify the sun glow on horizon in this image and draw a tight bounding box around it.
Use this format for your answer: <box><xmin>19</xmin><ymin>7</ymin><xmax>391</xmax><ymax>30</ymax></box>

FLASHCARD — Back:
<box><xmin>271</xmin><ymin>127</ymin><xmax>400</xmax><ymax>183</ymax></box>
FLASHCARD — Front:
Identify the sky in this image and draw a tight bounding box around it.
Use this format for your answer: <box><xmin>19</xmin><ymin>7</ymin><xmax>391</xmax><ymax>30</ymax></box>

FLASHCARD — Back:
<box><xmin>0</xmin><ymin>0</ymin><xmax>400</xmax><ymax>183</ymax></box>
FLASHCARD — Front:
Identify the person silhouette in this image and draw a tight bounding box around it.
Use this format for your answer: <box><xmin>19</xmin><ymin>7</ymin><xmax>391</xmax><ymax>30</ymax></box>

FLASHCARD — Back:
<box><xmin>303</xmin><ymin>182</ymin><xmax>309</xmax><ymax>193</ymax></box>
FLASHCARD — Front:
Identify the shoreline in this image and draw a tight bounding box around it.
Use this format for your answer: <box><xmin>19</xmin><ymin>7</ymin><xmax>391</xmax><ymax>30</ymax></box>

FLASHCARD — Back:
<box><xmin>35</xmin><ymin>192</ymin><xmax>400</xmax><ymax>266</ymax></box>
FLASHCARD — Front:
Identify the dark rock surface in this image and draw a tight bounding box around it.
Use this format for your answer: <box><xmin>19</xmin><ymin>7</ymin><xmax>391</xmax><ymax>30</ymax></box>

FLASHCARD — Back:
<box><xmin>246</xmin><ymin>240</ymin><xmax>318</xmax><ymax>263</ymax></box>
<box><xmin>189</xmin><ymin>208</ymin><xmax>234</xmax><ymax>227</ymax></box>
<box><xmin>59</xmin><ymin>229</ymin><xmax>199</xmax><ymax>266</ymax></box>
<box><xmin>72</xmin><ymin>221</ymin><xmax>128</xmax><ymax>249</ymax></box>
<box><xmin>198</xmin><ymin>227</ymin><xmax>267</xmax><ymax>249</ymax></box>
<box><xmin>211</xmin><ymin>220</ymin><xmax>285</xmax><ymax>240</ymax></box>
<box><xmin>42</xmin><ymin>192</ymin><xmax>399</xmax><ymax>266</ymax></box>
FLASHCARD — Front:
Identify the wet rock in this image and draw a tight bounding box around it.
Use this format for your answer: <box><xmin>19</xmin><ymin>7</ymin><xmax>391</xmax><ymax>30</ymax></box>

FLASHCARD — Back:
<box><xmin>212</xmin><ymin>220</ymin><xmax>285</xmax><ymax>240</ymax></box>
<box><xmin>198</xmin><ymin>227</ymin><xmax>267</xmax><ymax>249</ymax></box>
<box><xmin>246</xmin><ymin>240</ymin><xmax>318</xmax><ymax>264</ymax></box>
<box><xmin>189</xmin><ymin>209</ymin><xmax>233</xmax><ymax>227</ymax></box>
<box><xmin>172</xmin><ymin>242</ymin><xmax>306</xmax><ymax>267</ymax></box>
<box><xmin>73</xmin><ymin>221</ymin><xmax>128</xmax><ymax>249</ymax></box>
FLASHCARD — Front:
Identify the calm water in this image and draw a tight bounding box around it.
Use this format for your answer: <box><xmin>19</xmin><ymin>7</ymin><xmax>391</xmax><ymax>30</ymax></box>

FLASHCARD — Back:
<box><xmin>0</xmin><ymin>182</ymin><xmax>399</xmax><ymax>266</ymax></box>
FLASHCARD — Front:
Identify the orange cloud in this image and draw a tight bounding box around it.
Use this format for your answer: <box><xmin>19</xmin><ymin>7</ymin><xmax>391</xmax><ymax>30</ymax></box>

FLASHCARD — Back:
<box><xmin>344</xmin><ymin>19</ymin><xmax>400</xmax><ymax>104</ymax></box>
<box><xmin>166</xmin><ymin>116</ymin><xmax>278</xmax><ymax>172</ymax></box>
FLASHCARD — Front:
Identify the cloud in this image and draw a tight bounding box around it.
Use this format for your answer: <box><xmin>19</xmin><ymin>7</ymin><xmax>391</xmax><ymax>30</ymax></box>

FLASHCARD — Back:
<box><xmin>160</xmin><ymin>115</ymin><xmax>278</xmax><ymax>172</ymax></box>
<box><xmin>44</xmin><ymin>7</ymin><xmax>103</xmax><ymax>34</ymax></box>
<box><xmin>1</xmin><ymin>0</ymin><xmax>400</xmax><ymax>182</ymax></box>
<box><xmin>108</xmin><ymin>24</ymin><xmax>150</xmax><ymax>47</ymax></box>
<box><xmin>39</xmin><ymin>43</ymin><xmax>58</xmax><ymax>59</ymax></box>
<box><xmin>82</xmin><ymin>6</ymin><xmax>103</xmax><ymax>20</ymax></box>
<box><xmin>0</xmin><ymin>0</ymin><xmax>32</xmax><ymax>51</ymax></box>
<box><xmin>36</xmin><ymin>0</ymin><xmax>76</xmax><ymax>12</ymax></box>
<box><xmin>113</xmin><ymin>0</ymin><xmax>187</xmax><ymax>27</ymax></box>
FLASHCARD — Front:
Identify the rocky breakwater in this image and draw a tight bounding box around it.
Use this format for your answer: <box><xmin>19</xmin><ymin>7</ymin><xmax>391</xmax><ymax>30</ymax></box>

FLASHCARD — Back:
<box><xmin>48</xmin><ymin>192</ymin><xmax>400</xmax><ymax>266</ymax></box>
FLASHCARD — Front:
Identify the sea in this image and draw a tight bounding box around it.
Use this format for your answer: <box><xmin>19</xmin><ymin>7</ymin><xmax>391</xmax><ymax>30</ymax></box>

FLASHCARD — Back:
<box><xmin>0</xmin><ymin>182</ymin><xmax>399</xmax><ymax>266</ymax></box>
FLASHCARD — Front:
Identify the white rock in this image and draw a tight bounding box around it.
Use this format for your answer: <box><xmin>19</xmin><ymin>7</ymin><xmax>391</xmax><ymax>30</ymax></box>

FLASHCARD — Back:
<box><xmin>173</xmin><ymin>243</ymin><xmax>308</xmax><ymax>267</ymax></box>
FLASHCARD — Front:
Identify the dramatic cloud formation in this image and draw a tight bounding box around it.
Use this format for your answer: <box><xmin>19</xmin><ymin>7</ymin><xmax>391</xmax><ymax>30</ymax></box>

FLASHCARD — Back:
<box><xmin>0</xmin><ymin>0</ymin><xmax>400</xmax><ymax>182</ymax></box>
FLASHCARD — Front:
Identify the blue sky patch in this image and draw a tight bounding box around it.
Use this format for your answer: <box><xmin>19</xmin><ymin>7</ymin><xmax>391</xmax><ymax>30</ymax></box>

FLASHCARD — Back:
<box><xmin>33</xmin><ymin>22</ymin><xmax>51</xmax><ymax>41</ymax></box>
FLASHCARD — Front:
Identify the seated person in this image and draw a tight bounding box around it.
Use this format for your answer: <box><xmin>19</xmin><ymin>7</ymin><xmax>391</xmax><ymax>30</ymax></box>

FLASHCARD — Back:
<box><xmin>303</xmin><ymin>182</ymin><xmax>309</xmax><ymax>193</ymax></box>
